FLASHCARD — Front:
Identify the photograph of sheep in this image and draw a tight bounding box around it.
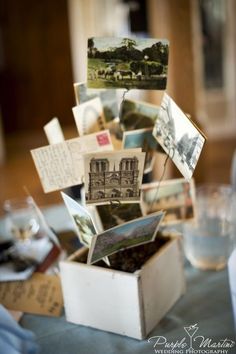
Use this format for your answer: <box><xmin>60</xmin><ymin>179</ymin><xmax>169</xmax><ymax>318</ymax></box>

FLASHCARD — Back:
<box><xmin>87</xmin><ymin>37</ymin><xmax>169</xmax><ymax>90</ymax></box>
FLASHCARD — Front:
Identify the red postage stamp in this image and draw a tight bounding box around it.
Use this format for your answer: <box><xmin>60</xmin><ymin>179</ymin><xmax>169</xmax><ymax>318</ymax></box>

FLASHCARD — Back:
<box><xmin>96</xmin><ymin>132</ymin><xmax>110</xmax><ymax>146</ymax></box>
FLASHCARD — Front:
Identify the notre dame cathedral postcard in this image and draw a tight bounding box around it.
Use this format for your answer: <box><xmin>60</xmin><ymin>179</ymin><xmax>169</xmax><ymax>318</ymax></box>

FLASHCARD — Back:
<box><xmin>83</xmin><ymin>149</ymin><xmax>145</xmax><ymax>205</ymax></box>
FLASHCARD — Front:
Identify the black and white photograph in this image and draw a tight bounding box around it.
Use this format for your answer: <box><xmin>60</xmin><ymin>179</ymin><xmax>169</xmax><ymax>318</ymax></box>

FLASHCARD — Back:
<box><xmin>141</xmin><ymin>178</ymin><xmax>196</xmax><ymax>224</ymax></box>
<box><xmin>87</xmin><ymin>37</ymin><xmax>169</xmax><ymax>90</ymax></box>
<box><xmin>72</xmin><ymin>97</ymin><xmax>106</xmax><ymax>136</ymax></box>
<box><xmin>73</xmin><ymin>82</ymin><xmax>119</xmax><ymax>122</ymax></box>
<box><xmin>87</xmin><ymin>211</ymin><xmax>165</xmax><ymax>264</ymax></box>
<box><xmin>84</xmin><ymin>149</ymin><xmax>145</xmax><ymax>205</ymax></box>
<box><xmin>152</xmin><ymin>93</ymin><xmax>206</xmax><ymax>179</ymax></box>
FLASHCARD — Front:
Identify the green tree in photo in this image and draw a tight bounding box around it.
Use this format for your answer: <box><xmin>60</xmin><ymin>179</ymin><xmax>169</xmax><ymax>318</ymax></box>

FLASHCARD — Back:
<box><xmin>121</xmin><ymin>38</ymin><xmax>137</xmax><ymax>50</ymax></box>
<box><xmin>88</xmin><ymin>38</ymin><xmax>95</xmax><ymax>58</ymax></box>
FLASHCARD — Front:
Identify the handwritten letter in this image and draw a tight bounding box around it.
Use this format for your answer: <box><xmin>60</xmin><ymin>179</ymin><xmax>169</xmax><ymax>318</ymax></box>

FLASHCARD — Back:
<box><xmin>31</xmin><ymin>130</ymin><xmax>113</xmax><ymax>193</ymax></box>
<box><xmin>0</xmin><ymin>273</ymin><xmax>63</xmax><ymax>316</ymax></box>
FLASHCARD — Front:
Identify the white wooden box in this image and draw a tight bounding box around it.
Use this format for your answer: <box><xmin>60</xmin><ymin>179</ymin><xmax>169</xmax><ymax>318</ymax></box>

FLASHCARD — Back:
<box><xmin>59</xmin><ymin>236</ymin><xmax>185</xmax><ymax>340</ymax></box>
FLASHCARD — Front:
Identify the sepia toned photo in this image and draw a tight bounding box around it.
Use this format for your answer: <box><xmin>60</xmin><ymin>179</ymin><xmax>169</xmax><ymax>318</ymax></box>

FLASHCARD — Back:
<box><xmin>141</xmin><ymin>178</ymin><xmax>196</xmax><ymax>224</ymax></box>
<box><xmin>152</xmin><ymin>93</ymin><xmax>206</xmax><ymax>179</ymax></box>
<box><xmin>122</xmin><ymin>127</ymin><xmax>164</xmax><ymax>173</ymax></box>
<box><xmin>87</xmin><ymin>37</ymin><xmax>169</xmax><ymax>90</ymax></box>
<box><xmin>96</xmin><ymin>203</ymin><xmax>143</xmax><ymax>230</ymax></box>
<box><xmin>61</xmin><ymin>192</ymin><xmax>97</xmax><ymax>247</ymax></box>
<box><xmin>87</xmin><ymin>211</ymin><xmax>165</xmax><ymax>264</ymax></box>
<box><xmin>72</xmin><ymin>97</ymin><xmax>106</xmax><ymax>136</ymax></box>
<box><xmin>84</xmin><ymin>149</ymin><xmax>145</xmax><ymax>205</ymax></box>
<box><xmin>73</xmin><ymin>82</ymin><xmax>119</xmax><ymax>122</ymax></box>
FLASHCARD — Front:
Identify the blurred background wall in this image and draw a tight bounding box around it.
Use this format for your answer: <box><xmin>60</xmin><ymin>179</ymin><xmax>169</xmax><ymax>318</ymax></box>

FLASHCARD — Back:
<box><xmin>0</xmin><ymin>0</ymin><xmax>236</xmax><ymax>206</ymax></box>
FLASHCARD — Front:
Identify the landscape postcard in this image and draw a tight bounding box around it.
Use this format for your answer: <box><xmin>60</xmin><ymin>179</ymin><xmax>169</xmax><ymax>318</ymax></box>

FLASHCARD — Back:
<box><xmin>61</xmin><ymin>192</ymin><xmax>97</xmax><ymax>247</ymax></box>
<box><xmin>152</xmin><ymin>93</ymin><xmax>206</xmax><ymax>179</ymax></box>
<box><xmin>141</xmin><ymin>178</ymin><xmax>196</xmax><ymax>224</ymax></box>
<box><xmin>87</xmin><ymin>37</ymin><xmax>169</xmax><ymax>90</ymax></box>
<box><xmin>122</xmin><ymin>127</ymin><xmax>164</xmax><ymax>173</ymax></box>
<box><xmin>120</xmin><ymin>99</ymin><xmax>160</xmax><ymax>131</ymax></box>
<box><xmin>96</xmin><ymin>203</ymin><xmax>143</xmax><ymax>230</ymax></box>
<box><xmin>87</xmin><ymin>211</ymin><xmax>165</xmax><ymax>264</ymax></box>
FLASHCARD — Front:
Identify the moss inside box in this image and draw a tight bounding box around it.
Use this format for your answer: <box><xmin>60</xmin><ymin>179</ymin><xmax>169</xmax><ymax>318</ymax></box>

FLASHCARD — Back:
<box><xmin>75</xmin><ymin>232</ymin><xmax>170</xmax><ymax>273</ymax></box>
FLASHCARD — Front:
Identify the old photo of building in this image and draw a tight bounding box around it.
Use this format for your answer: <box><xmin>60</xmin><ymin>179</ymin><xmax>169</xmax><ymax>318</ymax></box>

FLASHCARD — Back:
<box><xmin>84</xmin><ymin>150</ymin><xmax>145</xmax><ymax>205</ymax></box>
<box><xmin>141</xmin><ymin>178</ymin><xmax>196</xmax><ymax>224</ymax></box>
<box><xmin>153</xmin><ymin>93</ymin><xmax>206</xmax><ymax>179</ymax></box>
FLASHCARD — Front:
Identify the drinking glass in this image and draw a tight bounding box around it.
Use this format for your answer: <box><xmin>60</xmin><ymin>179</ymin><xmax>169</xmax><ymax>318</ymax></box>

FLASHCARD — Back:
<box><xmin>3</xmin><ymin>196</ymin><xmax>40</xmax><ymax>244</ymax></box>
<box><xmin>183</xmin><ymin>184</ymin><xmax>235</xmax><ymax>270</ymax></box>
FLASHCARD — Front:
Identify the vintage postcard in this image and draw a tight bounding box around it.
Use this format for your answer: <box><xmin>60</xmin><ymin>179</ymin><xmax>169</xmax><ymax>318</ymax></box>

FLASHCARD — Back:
<box><xmin>74</xmin><ymin>82</ymin><xmax>119</xmax><ymax>122</ymax></box>
<box><xmin>120</xmin><ymin>99</ymin><xmax>160</xmax><ymax>131</ymax></box>
<box><xmin>87</xmin><ymin>37</ymin><xmax>169</xmax><ymax>90</ymax></box>
<box><xmin>84</xmin><ymin>149</ymin><xmax>145</xmax><ymax>205</ymax></box>
<box><xmin>72</xmin><ymin>97</ymin><xmax>106</xmax><ymax>136</ymax></box>
<box><xmin>122</xmin><ymin>127</ymin><xmax>164</xmax><ymax>173</ymax></box>
<box><xmin>31</xmin><ymin>130</ymin><xmax>113</xmax><ymax>193</ymax></box>
<box><xmin>43</xmin><ymin>117</ymin><xmax>65</xmax><ymax>145</ymax></box>
<box><xmin>96</xmin><ymin>203</ymin><xmax>143</xmax><ymax>230</ymax></box>
<box><xmin>61</xmin><ymin>192</ymin><xmax>97</xmax><ymax>247</ymax></box>
<box><xmin>141</xmin><ymin>178</ymin><xmax>196</xmax><ymax>224</ymax></box>
<box><xmin>152</xmin><ymin>93</ymin><xmax>206</xmax><ymax>179</ymax></box>
<box><xmin>0</xmin><ymin>273</ymin><xmax>63</xmax><ymax>317</ymax></box>
<box><xmin>87</xmin><ymin>211</ymin><xmax>165</xmax><ymax>264</ymax></box>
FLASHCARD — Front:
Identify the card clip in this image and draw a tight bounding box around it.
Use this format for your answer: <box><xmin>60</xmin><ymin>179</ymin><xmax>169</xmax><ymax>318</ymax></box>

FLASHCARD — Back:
<box><xmin>149</xmin><ymin>152</ymin><xmax>170</xmax><ymax>213</ymax></box>
<box><xmin>109</xmin><ymin>199</ymin><xmax>121</xmax><ymax>220</ymax></box>
<box><xmin>119</xmin><ymin>88</ymin><xmax>129</xmax><ymax>126</ymax></box>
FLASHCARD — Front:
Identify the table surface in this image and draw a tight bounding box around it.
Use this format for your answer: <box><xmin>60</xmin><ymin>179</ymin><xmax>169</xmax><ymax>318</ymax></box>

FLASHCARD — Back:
<box><xmin>21</xmin><ymin>266</ymin><xmax>235</xmax><ymax>354</ymax></box>
<box><xmin>1</xmin><ymin>204</ymin><xmax>236</xmax><ymax>354</ymax></box>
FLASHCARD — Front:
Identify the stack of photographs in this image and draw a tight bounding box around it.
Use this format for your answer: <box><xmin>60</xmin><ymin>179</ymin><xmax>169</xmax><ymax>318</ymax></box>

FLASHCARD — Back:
<box><xmin>30</xmin><ymin>35</ymin><xmax>206</xmax><ymax>268</ymax></box>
